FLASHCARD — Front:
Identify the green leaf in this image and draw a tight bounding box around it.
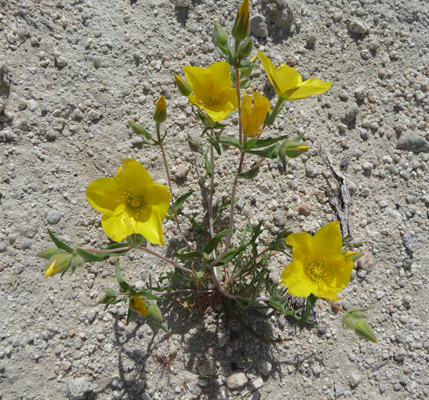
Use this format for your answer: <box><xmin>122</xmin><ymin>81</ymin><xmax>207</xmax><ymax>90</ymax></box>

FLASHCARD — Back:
<box><xmin>97</xmin><ymin>289</ymin><xmax>118</xmax><ymax>307</ymax></box>
<box><xmin>246</xmin><ymin>144</ymin><xmax>278</xmax><ymax>158</ymax></box>
<box><xmin>204</xmin><ymin>229</ymin><xmax>228</xmax><ymax>254</ymax></box>
<box><xmin>174</xmin><ymin>191</ymin><xmax>193</xmax><ymax>214</ymax></box>
<box><xmin>48</xmin><ymin>229</ymin><xmax>73</xmax><ymax>253</ymax></box>
<box><xmin>135</xmin><ymin>234</ymin><xmax>148</xmax><ymax>247</ymax></box>
<box><xmin>215</xmin><ymin>135</ymin><xmax>243</xmax><ymax>151</ymax></box>
<box><xmin>245</xmin><ymin>134</ymin><xmax>289</xmax><ymax>150</ymax></box>
<box><xmin>298</xmin><ymin>294</ymin><xmax>318</xmax><ymax>327</ymax></box>
<box><xmin>172</xmin><ymin>250</ymin><xmax>203</xmax><ymax>262</ymax></box>
<box><xmin>278</xmin><ymin>148</ymin><xmax>287</xmax><ymax>172</ymax></box>
<box><xmin>126</xmin><ymin>307</ymin><xmax>133</xmax><ymax>325</ymax></box>
<box><xmin>135</xmin><ymin>290</ymin><xmax>165</xmax><ymax>301</ymax></box>
<box><xmin>268</xmin><ymin>228</ymin><xmax>292</xmax><ymax>252</ymax></box>
<box><xmin>203</xmin><ymin>148</ymin><xmax>212</xmax><ymax>176</ymax></box>
<box><xmin>237</xmin><ymin>60</ymin><xmax>258</xmax><ymax>69</ymax></box>
<box><xmin>116</xmin><ymin>260</ymin><xmax>131</xmax><ymax>293</ymax></box>
<box><xmin>237</xmin><ymin>167</ymin><xmax>259</xmax><ymax>179</ymax></box>
<box><xmin>128</xmin><ymin>121</ymin><xmax>153</xmax><ymax>140</ymax></box>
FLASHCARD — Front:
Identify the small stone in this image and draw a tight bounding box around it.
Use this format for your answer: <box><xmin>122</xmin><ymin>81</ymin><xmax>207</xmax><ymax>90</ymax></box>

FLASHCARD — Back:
<box><xmin>349</xmin><ymin>373</ymin><xmax>362</xmax><ymax>387</ymax></box>
<box><xmin>47</xmin><ymin>210</ymin><xmax>62</xmax><ymax>225</ymax></box>
<box><xmin>402</xmin><ymin>295</ymin><xmax>412</xmax><ymax>308</ymax></box>
<box><xmin>67</xmin><ymin>377</ymin><xmax>99</xmax><ymax>400</ymax></box>
<box><xmin>0</xmin><ymin>242</ymin><xmax>8</xmax><ymax>253</ymax></box>
<box><xmin>256</xmin><ymin>360</ymin><xmax>272</xmax><ymax>376</ymax></box>
<box><xmin>248</xmin><ymin>376</ymin><xmax>264</xmax><ymax>391</ymax></box>
<box><xmin>396</xmin><ymin>133</ymin><xmax>429</xmax><ymax>153</ymax></box>
<box><xmin>250</xmin><ymin>14</ymin><xmax>268</xmax><ymax>38</ymax></box>
<box><xmin>402</xmin><ymin>231</ymin><xmax>417</xmax><ymax>254</ymax></box>
<box><xmin>174</xmin><ymin>164</ymin><xmax>188</xmax><ymax>179</ymax></box>
<box><xmin>306</xmin><ymin>33</ymin><xmax>317</xmax><ymax>47</ymax></box>
<box><xmin>226</xmin><ymin>372</ymin><xmax>248</xmax><ymax>390</ymax></box>
<box><xmin>56</xmin><ymin>56</ymin><xmax>68</xmax><ymax>68</ymax></box>
<box><xmin>273</xmin><ymin>211</ymin><xmax>287</xmax><ymax>226</ymax></box>
<box><xmin>21</xmin><ymin>239</ymin><xmax>32</xmax><ymax>250</ymax></box>
<box><xmin>88</xmin><ymin>110</ymin><xmax>101</xmax><ymax>121</ymax></box>
<box><xmin>298</xmin><ymin>203</ymin><xmax>311</xmax><ymax>216</ymax></box>
<box><xmin>379</xmin><ymin>383</ymin><xmax>387</xmax><ymax>393</ymax></box>
<box><xmin>348</xmin><ymin>18</ymin><xmax>369</xmax><ymax>34</ymax></box>
<box><xmin>305</xmin><ymin>162</ymin><xmax>321</xmax><ymax>178</ymax></box>
<box><xmin>46</xmin><ymin>129</ymin><xmax>58</xmax><ymax>141</ymax></box>
<box><xmin>394</xmin><ymin>348</ymin><xmax>407</xmax><ymax>361</ymax></box>
<box><xmin>335</xmin><ymin>383</ymin><xmax>345</xmax><ymax>396</ymax></box>
<box><xmin>175</xmin><ymin>0</ymin><xmax>189</xmax><ymax>7</ymax></box>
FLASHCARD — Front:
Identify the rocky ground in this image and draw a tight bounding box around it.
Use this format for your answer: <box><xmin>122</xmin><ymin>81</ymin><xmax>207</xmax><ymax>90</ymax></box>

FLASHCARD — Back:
<box><xmin>0</xmin><ymin>0</ymin><xmax>428</xmax><ymax>399</ymax></box>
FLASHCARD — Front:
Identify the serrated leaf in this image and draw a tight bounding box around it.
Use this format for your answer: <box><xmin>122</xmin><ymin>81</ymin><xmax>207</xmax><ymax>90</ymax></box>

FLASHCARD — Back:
<box><xmin>48</xmin><ymin>229</ymin><xmax>73</xmax><ymax>253</ymax></box>
<box><xmin>204</xmin><ymin>229</ymin><xmax>228</xmax><ymax>254</ymax></box>
<box><xmin>172</xmin><ymin>250</ymin><xmax>204</xmax><ymax>262</ymax></box>
<box><xmin>128</xmin><ymin>121</ymin><xmax>153</xmax><ymax>140</ymax></box>
<box><xmin>237</xmin><ymin>167</ymin><xmax>259</xmax><ymax>179</ymax></box>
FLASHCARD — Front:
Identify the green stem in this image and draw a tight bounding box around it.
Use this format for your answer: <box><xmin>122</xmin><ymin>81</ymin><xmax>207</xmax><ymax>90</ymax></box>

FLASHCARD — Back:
<box><xmin>137</xmin><ymin>245</ymin><xmax>193</xmax><ymax>275</ymax></box>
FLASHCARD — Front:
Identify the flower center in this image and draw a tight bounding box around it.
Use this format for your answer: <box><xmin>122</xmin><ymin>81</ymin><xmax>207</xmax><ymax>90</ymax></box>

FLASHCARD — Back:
<box><xmin>204</xmin><ymin>95</ymin><xmax>221</xmax><ymax>109</ymax></box>
<box><xmin>127</xmin><ymin>194</ymin><xmax>144</xmax><ymax>210</ymax></box>
<box><xmin>304</xmin><ymin>258</ymin><xmax>329</xmax><ymax>282</ymax></box>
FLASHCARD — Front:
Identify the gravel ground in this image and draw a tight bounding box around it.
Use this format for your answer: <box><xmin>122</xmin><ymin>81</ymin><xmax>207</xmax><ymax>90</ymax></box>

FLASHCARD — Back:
<box><xmin>1</xmin><ymin>0</ymin><xmax>428</xmax><ymax>399</ymax></box>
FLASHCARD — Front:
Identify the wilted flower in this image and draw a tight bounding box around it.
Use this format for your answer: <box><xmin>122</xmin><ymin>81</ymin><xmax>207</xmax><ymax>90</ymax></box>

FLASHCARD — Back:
<box><xmin>280</xmin><ymin>221</ymin><xmax>355</xmax><ymax>300</ymax></box>
<box><xmin>258</xmin><ymin>50</ymin><xmax>332</xmax><ymax>101</ymax></box>
<box><xmin>130</xmin><ymin>295</ymin><xmax>149</xmax><ymax>316</ymax></box>
<box><xmin>240</xmin><ymin>90</ymin><xmax>271</xmax><ymax>137</ymax></box>
<box><xmin>183</xmin><ymin>61</ymin><xmax>238</xmax><ymax>122</ymax></box>
<box><xmin>86</xmin><ymin>158</ymin><xmax>171</xmax><ymax>245</ymax></box>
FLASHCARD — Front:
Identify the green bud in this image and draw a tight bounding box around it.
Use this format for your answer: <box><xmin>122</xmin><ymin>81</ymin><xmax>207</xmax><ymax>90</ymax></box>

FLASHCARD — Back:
<box><xmin>213</xmin><ymin>22</ymin><xmax>228</xmax><ymax>48</ymax></box>
<box><xmin>153</xmin><ymin>96</ymin><xmax>167</xmax><ymax>123</ymax></box>
<box><xmin>148</xmin><ymin>304</ymin><xmax>163</xmax><ymax>322</ymax></box>
<box><xmin>236</xmin><ymin>38</ymin><xmax>253</xmax><ymax>60</ymax></box>
<box><xmin>354</xmin><ymin>320</ymin><xmax>378</xmax><ymax>343</ymax></box>
<box><xmin>44</xmin><ymin>254</ymin><xmax>70</xmax><ymax>277</ymax></box>
<box><xmin>174</xmin><ymin>74</ymin><xmax>192</xmax><ymax>97</ymax></box>
<box><xmin>37</xmin><ymin>248</ymin><xmax>61</xmax><ymax>259</ymax></box>
<box><xmin>232</xmin><ymin>0</ymin><xmax>250</xmax><ymax>41</ymax></box>
<box><xmin>283</xmin><ymin>141</ymin><xmax>310</xmax><ymax>158</ymax></box>
<box><xmin>70</xmin><ymin>253</ymin><xmax>85</xmax><ymax>270</ymax></box>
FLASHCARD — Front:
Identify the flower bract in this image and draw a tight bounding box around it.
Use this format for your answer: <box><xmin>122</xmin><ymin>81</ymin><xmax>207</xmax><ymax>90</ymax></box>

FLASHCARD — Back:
<box><xmin>280</xmin><ymin>221</ymin><xmax>355</xmax><ymax>300</ymax></box>
<box><xmin>183</xmin><ymin>61</ymin><xmax>238</xmax><ymax>122</ymax></box>
<box><xmin>86</xmin><ymin>158</ymin><xmax>171</xmax><ymax>245</ymax></box>
<box><xmin>240</xmin><ymin>90</ymin><xmax>271</xmax><ymax>137</ymax></box>
<box><xmin>258</xmin><ymin>50</ymin><xmax>332</xmax><ymax>100</ymax></box>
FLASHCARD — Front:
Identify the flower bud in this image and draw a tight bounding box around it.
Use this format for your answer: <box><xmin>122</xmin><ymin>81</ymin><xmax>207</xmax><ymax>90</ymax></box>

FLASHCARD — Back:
<box><xmin>231</xmin><ymin>0</ymin><xmax>250</xmax><ymax>41</ymax></box>
<box><xmin>153</xmin><ymin>96</ymin><xmax>167</xmax><ymax>123</ymax></box>
<box><xmin>148</xmin><ymin>304</ymin><xmax>163</xmax><ymax>322</ymax></box>
<box><xmin>130</xmin><ymin>295</ymin><xmax>149</xmax><ymax>316</ymax></box>
<box><xmin>354</xmin><ymin>320</ymin><xmax>378</xmax><ymax>343</ymax></box>
<box><xmin>283</xmin><ymin>141</ymin><xmax>310</xmax><ymax>158</ymax></box>
<box><xmin>213</xmin><ymin>22</ymin><xmax>228</xmax><ymax>48</ymax></box>
<box><xmin>174</xmin><ymin>74</ymin><xmax>192</xmax><ymax>97</ymax></box>
<box><xmin>37</xmin><ymin>248</ymin><xmax>62</xmax><ymax>259</ymax></box>
<box><xmin>44</xmin><ymin>254</ymin><xmax>70</xmax><ymax>277</ymax></box>
<box><xmin>236</xmin><ymin>38</ymin><xmax>253</xmax><ymax>60</ymax></box>
<box><xmin>70</xmin><ymin>253</ymin><xmax>85</xmax><ymax>270</ymax></box>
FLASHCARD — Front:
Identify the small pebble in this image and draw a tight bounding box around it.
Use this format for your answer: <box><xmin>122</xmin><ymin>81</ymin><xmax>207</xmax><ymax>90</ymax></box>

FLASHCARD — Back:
<box><xmin>47</xmin><ymin>210</ymin><xmax>62</xmax><ymax>225</ymax></box>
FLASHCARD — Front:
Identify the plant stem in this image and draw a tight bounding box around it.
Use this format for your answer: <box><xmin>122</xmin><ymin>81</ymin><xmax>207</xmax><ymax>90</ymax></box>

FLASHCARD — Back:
<box><xmin>83</xmin><ymin>247</ymin><xmax>131</xmax><ymax>254</ymax></box>
<box><xmin>138</xmin><ymin>245</ymin><xmax>193</xmax><ymax>275</ymax></box>
<box><xmin>157</xmin><ymin>136</ymin><xmax>196</xmax><ymax>252</ymax></box>
<box><xmin>322</xmin><ymin>298</ymin><xmax>346</xmax><ymax>313</ymax></box>
<box><xmin>208</xmin><ymin>141</ymin><xmax>215</xmax><ymax>239</ymax></box>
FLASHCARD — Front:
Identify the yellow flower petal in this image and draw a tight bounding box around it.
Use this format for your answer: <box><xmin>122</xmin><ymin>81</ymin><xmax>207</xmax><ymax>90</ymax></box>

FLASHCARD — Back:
<box><xmin>281</xmin><ymin>222</ymin><xmax>353</xmax><ymax>300</ymax></box>
<box><xmin>131</xmin><ymin>296</ymin><xmax>149</xmax><ymax>316</ymax></box>
<box><xmin>240</xmin><ymin>90</ymin><xmax>271</xmax><ymax>138</ymax></box>
<box><xmin>183</xmin><ymin>61</ymin><xmax>238</xmax><ymax>122</ymax></box>
<box><xmin>87</xmin><ymin>159</ymin><xmax>172</xmax><ymax>245</ymax></box>
<box><xmin>258</xmin><ymin>50</ymin><xmax>332</xmax><ymax>100</ymax></box>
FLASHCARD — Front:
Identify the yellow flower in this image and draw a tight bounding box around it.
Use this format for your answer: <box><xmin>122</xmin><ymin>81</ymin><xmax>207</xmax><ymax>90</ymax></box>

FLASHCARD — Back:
<box><xmin>86</xmin><ymin>159</ymin><xmax>171</xmax><ymax>245</ymax></box>
<box><xmin>240</xmin><ymin>91</ymin><xmax>271</xmax><ymax>137</ymax></box>
<box><xmin>280</xmin><ymin>221</ymin><xmax>355</xmax><ymax>300</ymax></box>
<box><xmin>130</xmin><ymin>295</ymin><xmax>149</xmax><ymax>316</ymax></box>
<box><xmin>183</xmin><ymin>61</ymin><xmax>238</xmax><ymax>122</ymax></box>
<box><xmin>258</xmin><ymin>50</ymin><xmax>332</xmax><ymax>100</ymax></box>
